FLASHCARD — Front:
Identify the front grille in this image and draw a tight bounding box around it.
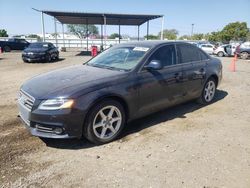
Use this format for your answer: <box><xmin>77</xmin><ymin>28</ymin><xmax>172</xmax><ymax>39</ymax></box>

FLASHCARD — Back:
<box><xmin>18</xmin><ymin>90</ymin><xmax>35</xmax><ymax>111</ymax></box>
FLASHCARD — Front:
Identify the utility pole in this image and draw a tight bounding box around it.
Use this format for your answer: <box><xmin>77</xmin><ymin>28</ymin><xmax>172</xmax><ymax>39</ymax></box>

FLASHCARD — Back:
<box><xmin>191</xmin><ymin>23</ymin><xmax>194</xmax><ymax>39</ymax></box>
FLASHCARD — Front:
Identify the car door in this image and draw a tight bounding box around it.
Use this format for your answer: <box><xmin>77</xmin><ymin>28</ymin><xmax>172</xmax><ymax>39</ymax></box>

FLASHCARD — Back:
<box><xmin>177</xmin><ymin>44</ymin><xmax>207</xmax><ymax>100</ymax></box>
<box><xmin>137</xmin><ymin>44</ymin><xmax>185</xmax><ymax>115</ymax></box>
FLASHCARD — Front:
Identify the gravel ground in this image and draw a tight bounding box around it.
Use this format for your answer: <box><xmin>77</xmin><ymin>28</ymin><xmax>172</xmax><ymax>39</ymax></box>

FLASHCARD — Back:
<box><xmin>0</xmin><ymin>51</ymin><xmax>250</xmax><ymax>188</ymax></box>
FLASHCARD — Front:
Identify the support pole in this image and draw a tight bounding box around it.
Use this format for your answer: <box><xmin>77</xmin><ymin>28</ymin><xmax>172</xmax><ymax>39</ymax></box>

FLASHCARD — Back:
<box><xmin>62</xmin><ymin>23</ymin><xmax>65</xmax><ymax>47</ymax></box>
<box><xmin>86</xmin><ymin>19</ymin><xmax>89</xmax><ymax>51</ymax></box>
<box><xmin>137</xmin><ymin>25</ymin><xmax>140</xmax><ymax>41</ymax></box>
<box><xmin>101</xmin><ymin>24</ymin><xmax>103</xmax><ymax>51</ymax></box>
<box><xmin>191</xmin><ymin>23</ymin><xmax>194</xmax><ymax>39</ymax></box>
<box><xmin>147</xmin><ymin>21</ymin><xmax>149</xmax><ymax>40</ymax></box>
<box><xmin>103</xmin><ymin>15</ymin><xmax>107</xmax><ymax>49</ymax></box>
<box><xmin>161</xmin><ymin>16</ymin><xmax>164</xmax><ymax>40</ymax></box>
<box><xmin>41</xmin><ymin>12</ymin><xmax>45</xmax><ymax>42</ymax></box>
<box><xmin>118</xmin><ymin>23</ymin><xmax>121</xmax><ymax>44</ymax></box>
<box><xmin>54</xmin><ymin>17</ymin><xmax>58</xmax><ymax>47</ymax></box>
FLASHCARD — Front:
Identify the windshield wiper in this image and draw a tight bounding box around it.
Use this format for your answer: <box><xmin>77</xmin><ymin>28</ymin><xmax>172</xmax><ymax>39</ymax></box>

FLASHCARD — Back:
<box><xmin>87</xmin><ymin>64</ymin><xmax>126</xmax><ymax>72</ymax></box>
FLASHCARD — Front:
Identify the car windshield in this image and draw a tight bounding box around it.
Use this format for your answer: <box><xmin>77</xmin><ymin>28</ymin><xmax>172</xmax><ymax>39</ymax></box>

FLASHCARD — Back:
<box><xmin>29</xmin><ymin>43</ymin><xmax>49</xmax><ymax>48</ymax></box>
<box><xmin>87</xmin><ymin>46</ymin><xmax>149</xmax><ymax>71</ymax></box>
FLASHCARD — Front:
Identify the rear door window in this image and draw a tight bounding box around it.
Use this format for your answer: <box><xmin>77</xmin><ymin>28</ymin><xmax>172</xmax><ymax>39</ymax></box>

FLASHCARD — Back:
<box><xmin>177</xmin><ymin>44</ymin><xmax>201</xmax><ymax>63</ymax></box>
<box><xmin>148</xmin><ymin>45</ymin><xmax>176</xmax><ymax>67</ymax></box>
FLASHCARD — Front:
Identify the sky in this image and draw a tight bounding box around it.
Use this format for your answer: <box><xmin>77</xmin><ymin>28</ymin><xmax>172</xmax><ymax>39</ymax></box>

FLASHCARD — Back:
<box><xmin>0</xmin><ymin>0</ymin><xmax>250</xmax><ymax>37</ymax></box>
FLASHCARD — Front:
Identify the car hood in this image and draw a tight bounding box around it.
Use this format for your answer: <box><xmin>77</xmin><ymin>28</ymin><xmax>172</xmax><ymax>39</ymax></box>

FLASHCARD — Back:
<box><xmin>21</xmin><ymin>65</ymin><xmax>127</xmax><ymax>99</ymax></box>
<box><xmin>23</xmin><ymin>48</ymin><xmax>47</xmax><ymax>53</ymax></box>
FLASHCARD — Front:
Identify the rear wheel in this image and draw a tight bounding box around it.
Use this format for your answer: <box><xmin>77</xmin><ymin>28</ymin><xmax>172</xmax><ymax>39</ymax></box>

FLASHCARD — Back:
<box><xmin>83</xmin><ymin>99</ymin><xmax>126</xmax><ymax>144</ymax></box>
<box><xmin>197</xmin><ymin>78</ymin><xmax>216</xmax><ymax>104</ymax></box>
<box><xmin>240</xmin><ymin>52</ymin><xmax>249</xmax><ymax>60</ymax></box>
<box><xmin>3</xmin><ymin>46</ymin><xmax>11</xmax><ymax>52</ymax></box>
<box><xmin>217</xmin><ymin>51</ymin><xmax>224</xmax><ymax>57</ymax></box>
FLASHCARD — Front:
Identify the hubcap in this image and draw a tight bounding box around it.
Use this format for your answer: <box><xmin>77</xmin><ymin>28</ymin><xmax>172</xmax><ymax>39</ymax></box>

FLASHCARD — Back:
<box><xmin>93</xmin><ymin>106</ymin><xmax>122</xmax><ymax>140</ymax></box>
<box><xmin>204</xmin><ymin>80</ymin><xmax>216</xmax><ymax>102</ymax></box>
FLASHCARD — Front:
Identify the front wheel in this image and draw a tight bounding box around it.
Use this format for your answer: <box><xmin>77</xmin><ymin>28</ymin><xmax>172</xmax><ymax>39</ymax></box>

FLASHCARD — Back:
<box><xmin>3</xmin><ymin>46</ymin><xmax>11</xmax><ymax>52</ymax></box>
<box><xmin>197</xmin><ymin>78</ymin><xmax>217</xmax><ymax>104</ymax></box>
<box><xmin>45</xmin><ymin>54</ymin><xmax>51</xmax><ymax>62</ymax></box>
<box><xmin>83</xmin><ymin>99</ymin><xmax>126</xmax><ymax>144</ymax></box>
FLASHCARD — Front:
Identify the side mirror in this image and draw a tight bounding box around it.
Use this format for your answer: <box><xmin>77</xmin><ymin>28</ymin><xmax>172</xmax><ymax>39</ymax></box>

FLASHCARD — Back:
<box><xmin>144</xmin><ymin>60</ymin><xmax>163</xmax><ymax>70</ymax></box>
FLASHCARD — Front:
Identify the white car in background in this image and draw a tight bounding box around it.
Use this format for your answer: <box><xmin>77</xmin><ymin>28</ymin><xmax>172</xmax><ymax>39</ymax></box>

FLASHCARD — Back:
<box><xmin>199</xmin><ymin>44</ymin><xmax>215</xmax><ymax>54</ymax></box>
<box><xmin>213</xmin><ymin>44</ymin><xmax>237</xmax><ymax>57</ymax></box>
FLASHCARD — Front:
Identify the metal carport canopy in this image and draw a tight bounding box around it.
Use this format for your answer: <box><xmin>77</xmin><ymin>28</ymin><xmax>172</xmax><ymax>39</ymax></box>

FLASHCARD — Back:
<box><xmin>33</xmin><ymin>9</ymin><xmax>164</xmax><ymax>50</ymax></box>
<box><xmin>40</xmin><ymin>10</ymin><xmax>163</xmax><ymax>26</ymax></box>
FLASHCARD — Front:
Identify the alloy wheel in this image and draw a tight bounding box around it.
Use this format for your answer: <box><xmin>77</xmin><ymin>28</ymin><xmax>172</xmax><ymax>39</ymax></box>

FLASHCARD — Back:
<box><xmin>204</xmin><ymin>80</ymin><xmax>216</xmax><ymax>102</ymax></box>
<box><xmin>93</xmin><ymin>105</ymin><xmax>122</xmax><ymax>140</ymax></box>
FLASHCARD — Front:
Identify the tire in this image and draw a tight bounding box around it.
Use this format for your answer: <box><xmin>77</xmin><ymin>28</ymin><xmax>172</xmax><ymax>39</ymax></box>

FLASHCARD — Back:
<box><xmin>83</xmin><ymin>99</ymin><xmax>126</xmax><ymax>144</ymax></box>
<box><xmin>23</xmin><ymin>59</ymin><xmax>28</xmax><ymax>63</ymax></box>
<box><xmin>240</xmin><ymin>52</ymin><xmax>249</xmax><ymax>60</ymax></box>
<box><xmin>3</xmin><ymin>46</ymin><xmax>11</xmax><ymax>52</ymax></box>
<box><xmin>46</xmin><ymin>54</ymin><xmax>51</xmax><ymax>62</ymax></box>
<box><xmin>197</xmin><ymin>77</ymin><xmax>217</xmax><ymax>105</ymax></box>
<box><xmin>55</xmin><ymin>53</ymin><xmax>59</xmax><ymax>61</ymax></box>
<box><xmin>217</xmin><ymin>51</ymin><xmax>224</xmax><ymax>57</ymax></box>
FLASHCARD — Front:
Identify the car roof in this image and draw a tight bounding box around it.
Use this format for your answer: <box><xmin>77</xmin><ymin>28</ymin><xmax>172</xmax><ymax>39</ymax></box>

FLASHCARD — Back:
<box><xmin>116</xmin><ymin>40</ymin><xmax>191</xmax><ymax>48</ymax></box>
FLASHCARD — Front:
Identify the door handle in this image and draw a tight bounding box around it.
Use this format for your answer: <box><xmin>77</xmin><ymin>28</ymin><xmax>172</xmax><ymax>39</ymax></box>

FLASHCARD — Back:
<box><xmin>194</xmin><ymin>68</ymin><xmax>206</xmax><ymax>75</ymax></box>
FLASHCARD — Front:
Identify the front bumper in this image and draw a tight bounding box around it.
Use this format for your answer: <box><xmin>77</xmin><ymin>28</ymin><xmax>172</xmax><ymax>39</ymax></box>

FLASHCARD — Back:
<box><xmin>22</xmin><ymin>54</ymin><xmax>46</xmax><ymax>62</ymax></box>
<box><xmin>18</xmin><ymin>96</ymin><xmax>85</xmax><ymax>139</ymax></box>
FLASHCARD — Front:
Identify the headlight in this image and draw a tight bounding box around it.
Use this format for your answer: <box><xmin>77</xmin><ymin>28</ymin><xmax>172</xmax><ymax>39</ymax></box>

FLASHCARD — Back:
<box><xmin>38</xmin><ymin>98</ymin><xmax>74</xmax><ymax>110</ymax></box>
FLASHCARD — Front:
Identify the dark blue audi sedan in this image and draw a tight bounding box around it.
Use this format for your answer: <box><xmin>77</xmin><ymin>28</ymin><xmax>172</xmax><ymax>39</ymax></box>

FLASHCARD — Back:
<box><xmin>18</xmin><ymin>41</ymin><xmax>222</xmax><ymax>144</ymax></box>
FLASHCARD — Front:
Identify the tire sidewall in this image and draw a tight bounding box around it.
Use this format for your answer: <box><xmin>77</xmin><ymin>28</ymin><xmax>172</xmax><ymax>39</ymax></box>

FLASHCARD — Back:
<box><xmin>84</xmin><ymin>99</ymin><xmax>126</xmax><ymax>144</ymax></box>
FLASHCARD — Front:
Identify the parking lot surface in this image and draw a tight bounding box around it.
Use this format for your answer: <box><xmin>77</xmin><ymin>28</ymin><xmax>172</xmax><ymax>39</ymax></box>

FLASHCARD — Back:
<box><xmin>0</xmin><ymin>52</ymin><xmax>250</xmax><ymax>188</ymax></box>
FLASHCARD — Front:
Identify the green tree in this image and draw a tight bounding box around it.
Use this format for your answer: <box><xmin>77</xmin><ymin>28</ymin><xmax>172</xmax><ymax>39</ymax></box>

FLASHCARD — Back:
<box><xmin>178</xmin><ymin>35</ymin><xmax>191</xmax><ymax>40</ymax></box>
<box><xmin>145</xmin><ymin>34</ymin><xmax>159</xmax><ymax>40</ymax></box>
<box><xmin>246</xmin><ymin>31</ymin><xmax>250</xmax><ymax>41</ymax></box>
<box><xmin>67</xmin><ymin>24</ymin><xmax>99</xmax><ymax>39</ymax></box>
<box><xmin>159</xmin><ymin>29</ymin><xmax>178</xmax><ymax>40</ymax></box>
<box><xmin>208</xmin><ymin>31</ymin><xmax>222</xmax><ymax>42</ymax></box>
<box><xmin>108</xmin><ymin>33</ymin><xmax>121</xmax><ymax>39</ymax></box>
<box><xmin>0</xmin><ymin>29</ymin><xmax>8</xmax><ymax>37</ymax></box>
<box><xmin>220</xmin><ymin>22</ymin><xmax>248</xmax><ymax>42</ymax></box>
<box><xmin>192</xmin><ymin>33</ymin><xmax>204</xmax><ymax>40</ymax></box>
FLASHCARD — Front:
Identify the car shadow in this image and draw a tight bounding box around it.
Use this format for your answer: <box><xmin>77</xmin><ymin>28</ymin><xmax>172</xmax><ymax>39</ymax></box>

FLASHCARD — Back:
<box><xmin>75</xmin><ymin>51</ymin><xmax>92</xmax><ymax>56</ymax></box>
<box><xmin>27</xmin><ymin>58</ymin><xmax>65</xmax><ymax>64</ymax></box>
<box><xmin>121</xmin><ymin>89</ymin><xmax>228</xmax><ymax>138</ymax></box>
<box><xmin>41</xmin><ymin>89</ymin><xmax>228</xmax><ymax>150</ymax></box>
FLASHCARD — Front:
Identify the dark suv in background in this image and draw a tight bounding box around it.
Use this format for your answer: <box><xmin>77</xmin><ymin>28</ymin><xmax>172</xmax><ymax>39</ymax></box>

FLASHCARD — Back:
<box><xmin>0</xmin><ymin>38</ymin><xmax>30</xmax><ymax>52</ymax></box>
<box><xmin>18</xmin><ymin>41</ymin><xmax>222</xmax><ymax>144</ymax></box>
<box><xmin>235</xmin><ymin>42</ymin><xmax>250</xmax><ymax>59</ymax></box>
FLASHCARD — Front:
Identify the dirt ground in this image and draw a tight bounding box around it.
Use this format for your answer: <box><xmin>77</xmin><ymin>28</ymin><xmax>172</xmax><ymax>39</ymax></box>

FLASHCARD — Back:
<box><xmin>0</xmin><ymin>51</ymin><xmax>250</xmax><ymax>188</ymax></box>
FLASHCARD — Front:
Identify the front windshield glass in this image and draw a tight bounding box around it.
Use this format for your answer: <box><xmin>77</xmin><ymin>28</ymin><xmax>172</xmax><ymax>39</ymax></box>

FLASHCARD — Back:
<box><xmin>87</xmin><ymin>46</ymin><xmax>149</xmax><ymax>71</ymax></box>
<box><xmin>29</xmin><ymin>43</ymin><xmax>49</xmax><ymax>48</ymax></box>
